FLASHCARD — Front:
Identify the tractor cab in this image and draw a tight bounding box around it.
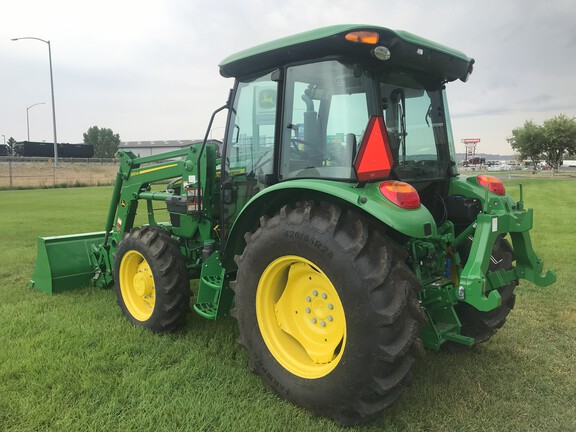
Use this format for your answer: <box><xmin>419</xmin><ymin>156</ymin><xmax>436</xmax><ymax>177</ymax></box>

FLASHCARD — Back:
<box><xmin>219</xmin><ymin>25</ymin><xmax>473</xmax><ymax>235</ymax></box>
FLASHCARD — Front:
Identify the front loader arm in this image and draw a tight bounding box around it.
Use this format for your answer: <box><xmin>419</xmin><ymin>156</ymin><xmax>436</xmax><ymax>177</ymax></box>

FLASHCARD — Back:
<box><xmin>91</xmin><ymin>145</ymin><xmax>217</xmax><ymax>287</ymax></box>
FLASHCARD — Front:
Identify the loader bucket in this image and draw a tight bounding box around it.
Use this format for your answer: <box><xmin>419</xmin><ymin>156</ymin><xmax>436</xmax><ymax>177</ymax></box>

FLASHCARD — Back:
<box><xmin>29</xmin><ymin>232</ymin><xmax>106</xmax><ymax>294</ymax></box>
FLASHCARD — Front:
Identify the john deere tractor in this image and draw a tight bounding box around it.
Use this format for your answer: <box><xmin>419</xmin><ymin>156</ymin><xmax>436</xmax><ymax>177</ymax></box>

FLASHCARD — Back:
<box><xmin>30</xmin><ymin>25</ymin><xmax>555</xmax><ymax>425</ymax></box>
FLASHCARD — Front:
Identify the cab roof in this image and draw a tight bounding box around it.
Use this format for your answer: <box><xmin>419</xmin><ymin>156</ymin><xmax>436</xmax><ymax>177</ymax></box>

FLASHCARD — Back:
<box><xmin>219</xmin><ymin>24</ymin><xmax>474</xmax><ymax>82</ymax></box>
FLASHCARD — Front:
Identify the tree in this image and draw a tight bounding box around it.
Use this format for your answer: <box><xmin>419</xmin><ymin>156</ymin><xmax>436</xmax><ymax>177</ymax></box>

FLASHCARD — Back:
<box><xmin>542</xmin><ymin>114</ymin><xmax>576</xmax><ymax>169</ymax></box>
<box><xmin>83</xmin><ymin>126</ymin><xmax>121</xmax><ymax>158</ymax></box>
<box><xmin>507</xmin><ymin>120</ymin><xmax>544</xmax><ymax>165</ymax></box>
<box><xmin>507</xmin><ymin>114</ymin><xmax>576</xmax><ymax>169</ymax></box>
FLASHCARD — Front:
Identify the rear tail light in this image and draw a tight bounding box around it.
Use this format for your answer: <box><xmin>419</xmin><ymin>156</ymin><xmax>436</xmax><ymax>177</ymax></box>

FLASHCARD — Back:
<box><xmin>379</xmin><ymin>181</ymin><xmax>421</xmax><ymax>209</ymax></box>
<box><xmin>477</xmin><ymin>175</ymin><xmax>506</xmax><ymax>195</ymax></box>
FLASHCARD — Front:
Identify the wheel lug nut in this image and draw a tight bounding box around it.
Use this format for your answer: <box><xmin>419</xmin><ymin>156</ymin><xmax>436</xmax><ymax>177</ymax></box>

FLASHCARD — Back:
<box><xmin>312</xmin><ymin>290</ymin><xmax>318</xmax><ymax>296</ymax></box>
<box><xmin>328</xmin><ymin>303</ymin><xmax>334</xmax><ymax>310</ymax></box>
<box><xmin>320</xmin><ymin>321</ymin><xmax>326</xmax><ymax>327</ymax></box>
<box><xmin>311</xmin><ymin>318</ymin><xmax>317</xmax><ymax>324</ymax></box>
<box><xmin>305</xmin><ymin>307</ymin><xmax>311</xmax><ymax>314</ymax></box>
<box><xmin>321</xmin><ymin>293</ymin><xmax>327</xmax><ymax>299</ymax></box>
<box><xmin>306</xmin><ymin>296</ymin><xmax>311</xmax><ymax>302</ymax></box>
<box><xmin>327</xmin><ymin>315</ymin><xmax>333</xmax><ymax>321</ymax></box>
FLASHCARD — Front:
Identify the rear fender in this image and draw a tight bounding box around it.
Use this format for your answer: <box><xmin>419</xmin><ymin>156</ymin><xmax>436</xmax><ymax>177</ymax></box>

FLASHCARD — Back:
<box><xmin>221</xmin><ymin>179</ymin><xmax>437</xmax><ymax>269</ymax></box>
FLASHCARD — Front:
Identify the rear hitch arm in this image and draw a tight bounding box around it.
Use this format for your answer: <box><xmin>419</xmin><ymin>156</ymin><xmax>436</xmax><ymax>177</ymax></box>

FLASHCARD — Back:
<box><xmin>459</xmin><ymin>208</ymin><xmax>556</xmax><ymax>312</ymax></box>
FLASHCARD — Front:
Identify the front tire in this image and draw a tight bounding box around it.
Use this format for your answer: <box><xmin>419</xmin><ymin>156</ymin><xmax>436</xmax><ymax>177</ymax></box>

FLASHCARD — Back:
<box><xmin>114</xmin><ymin>226</ymin><xmax>190</xmax><ymax>333</ymax></box>
<box><xmin>232</xmin><ymin>201</ymin><xmax>425</xmax><ymax>426</ymax></box>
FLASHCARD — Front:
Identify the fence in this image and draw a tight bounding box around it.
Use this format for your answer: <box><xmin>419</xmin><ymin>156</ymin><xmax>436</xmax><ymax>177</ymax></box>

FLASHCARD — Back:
<box><xmin>0</xmin><ymin>157</ymin><xmax>119</xmax><ymax>189</ymax></box>
<box><xmin>459</xmin><ymin>164</ymin><xmax>576</xmax><ymax>180</ymax></box>
<box><xmin>2</xmin><ymin>157</ymin><xmax>574</xmax><ymax>190</ymax></box>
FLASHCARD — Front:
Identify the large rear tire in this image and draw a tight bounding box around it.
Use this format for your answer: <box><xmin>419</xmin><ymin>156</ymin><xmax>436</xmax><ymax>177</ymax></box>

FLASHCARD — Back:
<box><xmin>232</xmin><ymin>201</ymin><xmax>425</xmax><ymax>426</ymax></box>
<box><xmin>445</xmin><ymin>235</ymin><xmax>517</xmax><ymax>352</ymax></box>
<box><xmin>114</xmin><ymin>226</ymin><xmax>190</xmax><ymax>333</ymax></box>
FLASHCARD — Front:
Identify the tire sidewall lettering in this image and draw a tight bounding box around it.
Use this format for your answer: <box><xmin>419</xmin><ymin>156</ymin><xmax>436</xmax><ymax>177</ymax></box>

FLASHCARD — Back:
<box><xmin>283</xmin><ymin>229</ymin><xmax>333</xmax><ymax>259</ymax></box>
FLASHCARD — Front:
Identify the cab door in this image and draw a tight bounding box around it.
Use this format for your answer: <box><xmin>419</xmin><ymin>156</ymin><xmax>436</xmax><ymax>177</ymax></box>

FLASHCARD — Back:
<box><xmin>220</xmin><ymin>72</ymin><xmax>278</xmax><ymax>245</ymax></box>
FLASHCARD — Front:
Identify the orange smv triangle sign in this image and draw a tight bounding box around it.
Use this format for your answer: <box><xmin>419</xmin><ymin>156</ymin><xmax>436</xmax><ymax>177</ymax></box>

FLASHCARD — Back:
<box><xmin>354</xmin><ymin>116</ymin><xmax>394</xmax><ymax>181</ymax></box>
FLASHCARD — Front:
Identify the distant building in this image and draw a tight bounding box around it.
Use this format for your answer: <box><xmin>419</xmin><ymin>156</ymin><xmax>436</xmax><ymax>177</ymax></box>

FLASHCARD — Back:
<box><xmin>119</xmin><ymin>139</ymin><xmax>222</xmax><ymax>157</ymax></box>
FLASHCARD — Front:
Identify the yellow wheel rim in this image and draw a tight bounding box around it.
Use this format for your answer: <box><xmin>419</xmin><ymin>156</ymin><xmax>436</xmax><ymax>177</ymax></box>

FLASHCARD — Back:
<box><xmin>256</xmin><ymin>255</ymin><xmax>346</xmax><ymax>379</ymax></box>
<box><xmin>119</xmin><ymin>250</ymin><xmax>156</xmax><ymax>321</ymax></box>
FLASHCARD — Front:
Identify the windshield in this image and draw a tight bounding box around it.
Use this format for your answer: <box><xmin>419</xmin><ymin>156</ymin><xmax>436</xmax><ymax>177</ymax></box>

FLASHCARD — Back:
<box><xmin>380</xmin><ymin>74</ymin><xmax>452</xmax><ymax>180</ymax></box>
<box><xmin>279</xmin><ymin>60</ymin><xmax>454</xmax><ymax>182</ymax></box>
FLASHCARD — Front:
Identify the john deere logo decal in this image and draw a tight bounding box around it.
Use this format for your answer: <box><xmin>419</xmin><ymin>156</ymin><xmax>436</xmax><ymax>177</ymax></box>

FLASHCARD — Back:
<box><xmin>259</xmin><ymin>89</ymin><xmax>276</xmax><ymax>109</ymax></box>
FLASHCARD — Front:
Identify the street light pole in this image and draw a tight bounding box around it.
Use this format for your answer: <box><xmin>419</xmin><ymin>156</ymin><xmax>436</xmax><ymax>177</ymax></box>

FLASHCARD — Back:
<box><xmin>11</xmin><ymin>37</ymin><xmax>59</xmax><ymax>166</ymax></box>
<box><xmin>26</xmin><ymin>102</ymin><xmax>45</xmax><ymax>141</ymax></box>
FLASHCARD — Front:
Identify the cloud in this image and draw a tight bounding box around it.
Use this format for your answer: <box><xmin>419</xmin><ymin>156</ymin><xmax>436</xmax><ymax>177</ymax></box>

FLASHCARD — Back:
<box><xmin>1</xmin><ymin>0</ymin><xmax>575</xmax><ymax>153</ymax></box>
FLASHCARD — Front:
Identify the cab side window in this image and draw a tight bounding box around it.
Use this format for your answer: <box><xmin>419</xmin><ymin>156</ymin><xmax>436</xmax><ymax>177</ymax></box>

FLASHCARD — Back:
<box><xmin>280</xmin><ymin>61</ymin><xmax>369</xmax><ymax>180</ymax></box>
<box><xmin>222</xmin><ymin>74</ymin><xmax>277</xmax><ymax>238</ymax></box>
<box><xmin>226</xmin><ymin>75</ymin><xmax>277</xmax><ymax>181</ymax></box>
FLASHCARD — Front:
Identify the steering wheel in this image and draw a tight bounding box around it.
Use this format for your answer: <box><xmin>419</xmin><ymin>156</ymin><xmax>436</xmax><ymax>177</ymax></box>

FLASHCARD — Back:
<box><xmin>290</xmin><ymin>138</ymin><xmax>314</xmax><ymax>159</ymax></box>
<box><xmin>291</xmin><ymin>138</ymin><xmax>312</xmax><ymax>150</ymax></box>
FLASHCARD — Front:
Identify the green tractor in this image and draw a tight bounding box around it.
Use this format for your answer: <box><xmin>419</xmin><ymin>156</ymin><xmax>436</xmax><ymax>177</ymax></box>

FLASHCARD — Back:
<box><xmin>30</xmin><ymin>25</ymin><xmax>555</xmax><ymax>425</ymax></box>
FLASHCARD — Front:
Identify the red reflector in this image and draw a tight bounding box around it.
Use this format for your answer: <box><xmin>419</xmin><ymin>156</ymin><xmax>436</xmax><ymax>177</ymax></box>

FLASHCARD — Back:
<box><xmin>477</xmin><ymin>175</ymin><xmax>506</xmax><ymax>195</ymax></box>
<box><xmin>379</xmin><ymin>181</ymin><xmax>421</xmax><ymax>209</ymax></box>
<box><xmin>354</xmin><ymin>116</ymin><xmax>393</xmax><ymax>182</ymax></box>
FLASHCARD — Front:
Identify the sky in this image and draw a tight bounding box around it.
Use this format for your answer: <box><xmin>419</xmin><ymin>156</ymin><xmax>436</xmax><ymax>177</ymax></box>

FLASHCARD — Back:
<box><xmin>1</xmin><ymin>0</ymin><xmax>575</xmax><ymax>155</ymax></box>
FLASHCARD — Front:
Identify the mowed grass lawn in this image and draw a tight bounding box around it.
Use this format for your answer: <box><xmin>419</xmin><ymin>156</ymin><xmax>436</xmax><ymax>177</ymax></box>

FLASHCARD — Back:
<box><xmin>0</xmin><ymin>180</ymin><xmax>574</xmax><ymax>431</ymax></box>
